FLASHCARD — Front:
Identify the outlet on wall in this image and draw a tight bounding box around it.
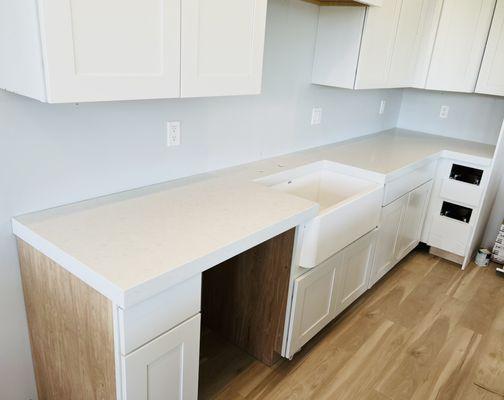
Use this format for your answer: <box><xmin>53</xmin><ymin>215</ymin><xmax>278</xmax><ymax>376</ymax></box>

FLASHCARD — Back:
<box><xmin>439</xmin><ymin>105</ymin><xmax>450</xmax><ymax>119</ymax></box>
<box><xmin>311</xmin><ymin>107</ymin><xmax>322</xmax><ymax>125</ymax></box>
<box><xmin>167</xmin><ymin>121</ymin><xmax>181</xmax><ymax>147</ymax></box>
<box><xmin>379</xmin><ymin>100</ymin><xmax>386</xmax><ymax>115</ymax></box>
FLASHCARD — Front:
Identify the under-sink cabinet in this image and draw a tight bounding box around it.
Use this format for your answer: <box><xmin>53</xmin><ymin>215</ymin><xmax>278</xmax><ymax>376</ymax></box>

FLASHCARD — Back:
<box><xmin>288</xmin><ymin>230</ymin><xmax>376</xmax><ymax>355</ymax></box>
<box><xmin>1</xmin><ymin>0</ymin><xmax>268</xmax><ymax>102</ymax></box>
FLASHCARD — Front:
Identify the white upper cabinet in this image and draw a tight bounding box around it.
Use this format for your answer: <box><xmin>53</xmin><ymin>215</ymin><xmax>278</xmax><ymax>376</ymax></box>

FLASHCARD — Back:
<box><xmin>0</xmin><ymin>0</ymin><xmax>268</xmax><ymax>102</ymax></box>
<box><xmin>388</xmin><ymin>0</ymin><xmax>443</xmax><ymax>88</ymax></box>
<box><xmin>312</xmin><ymin>0</ymin><xmax>442</xmax><ymax>90</ymax></box>
<box><xmin>181</xmin><ymin>0</ymin><xmax>268</xmax><ymax>98</ymax></box>
<box><xmin>477</xmin><ymin>0</ymin><xmax>504</xmax><ymax>96</ymax></box>
<box><xmin>40</xmin><ymin>0</ymin><xmax>181</xmax><ymax>103</ymax></box>
<box><xmin>354</xmin><ymin>0</ymin><xmax>403</xmax><ymax>89</ymax></box>
<box><xmin>426</xmin><ymin>0</ymin><xmax>496</xmax><ymax>93</ymax></box>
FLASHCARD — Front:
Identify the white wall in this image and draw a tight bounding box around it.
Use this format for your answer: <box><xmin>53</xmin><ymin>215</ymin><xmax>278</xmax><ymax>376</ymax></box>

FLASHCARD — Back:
<box><xmin>483</xmin><ymin>173</ymin><xmax>504</xmax><ymax>248</ymax></box>
<box><xmin>398</xmin><ymin>88</ymin><xmax>504</xmax><ymax>145</ymax></box>
<box><xmin>0</xmin><ymin>1</ymin><xmax>403</xmax><ymax>398</ymax></box>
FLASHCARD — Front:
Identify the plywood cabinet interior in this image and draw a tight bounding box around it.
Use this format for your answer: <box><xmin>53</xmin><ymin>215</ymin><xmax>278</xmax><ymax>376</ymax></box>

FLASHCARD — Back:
<box><xmin>426</xmin><ymin>0</ymin><xmax>496</xmax><ymax>93</ymax></box>
<box><xmin>1</xmin><ymin>0</ymin><xmax>268</xmax><ymax>102</ymax></box>
<box><xmin>477</xmin><ymin>0</ymin><xmax>504</xmax><ymax>96</ymax></box>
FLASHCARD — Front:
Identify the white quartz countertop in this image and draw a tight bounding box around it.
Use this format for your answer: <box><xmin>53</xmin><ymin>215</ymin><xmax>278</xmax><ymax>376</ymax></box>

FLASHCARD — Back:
<box><xmin>12</xmin><ymin>128</ymin><xmax>495</xmax><ymax>308</ymax></box>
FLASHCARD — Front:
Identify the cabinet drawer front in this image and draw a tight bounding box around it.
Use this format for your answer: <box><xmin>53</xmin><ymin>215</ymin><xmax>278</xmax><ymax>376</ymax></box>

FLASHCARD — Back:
<box><xmin>119</xmin><ymin>274</ymin><xmax>201</xmax><ymax>355</ymax></box>
<box><xmin>428</xmin><ymin>216</ymin><xmax>472</xmax><ymax>256</ymax></box>
<box><xmin>440</xmin><ymin>178</ymin><xmax>483</xmax><ymax>207</ymax></box>
<box><xmin>383</xmin><ymin>161</ymin><xmax>436</xmax><ymax>205</ymax></box>
<box><xmin>121</xmin><ymin>314</ymin><xmax>200</xmax><ymax>400</ymax></box>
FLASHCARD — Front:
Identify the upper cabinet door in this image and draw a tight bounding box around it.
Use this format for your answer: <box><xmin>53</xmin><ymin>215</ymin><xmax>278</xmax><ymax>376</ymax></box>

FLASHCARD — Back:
<box><xmin>355</xmin><ymin>0</ymin><xmax>403</xmax><ymax>89</ymax></box>
<box><xmin>477</xmin><ymin>0</ymin><xmax>504</xmax><ymax>96</ymax></box>
<box><xmin>39</xmin><ymin>0</ymin><xmax>181</xmax><ymax>103</ymax></box>
<box><xmin>388</xmin><ymin>0</ymin><xmax>443</xmax><ymax>88</ymax></box>
<box><xmin>181</xmin><ymin>0</ymin><xmax>268</xmax><ymax>98</ymax></box>
<box><xmin>426</xmin><ymin>0</ymin><xmax>496</xmax><ymax>93</ymax></box>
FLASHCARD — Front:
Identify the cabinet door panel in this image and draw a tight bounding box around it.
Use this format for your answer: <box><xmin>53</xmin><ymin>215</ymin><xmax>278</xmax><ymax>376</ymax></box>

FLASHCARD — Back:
<box><xmin>477</xmin><ymin>0</ymin><xmax>504</xmax><ymax>96</ymax></box>
<box><xmin>122</xmin><ymin>314</ymin><xmax>200</xmax><ymax>400</ymax></box>
<box><xmin>39</xmin><ymin>0</ymin><xmax>181</xmax><ymax>102</ymax></box>
<box><xmin>336</xmin><ymin>231</ymin><xmax>376</xmax><ymax>313</ymax></box>
<box><xmin>388</xmin><ymin>0</ymin><xmax>443</xmax><ymax>88</ymax></box>
<box><xmin>355</xmin><ymin>0</ymin><xmax>403</xmax><ymax>89</ymax></box>
<box><xmin>396</xmin><ymin>182</ymin><xmax>433</xmax><ymax>260</ymax></box>
<box><xmin>370</xmin><ymin>196</ymin><xmax>407</xmax><ymax>287</ymax></box>
<box><xmin>181</xmin><ymin>0</ymin><xmax>268</xmax><ymax>97</ymax></box>
<box><xmin>289</xmin><ymin>253</ymin><xmax>341</xmax><ymax>353</ymax></box>
<box><xmin>426</xmin><ymin>0</ymin><xmax>496</xmax><ymax>92</ymax></box>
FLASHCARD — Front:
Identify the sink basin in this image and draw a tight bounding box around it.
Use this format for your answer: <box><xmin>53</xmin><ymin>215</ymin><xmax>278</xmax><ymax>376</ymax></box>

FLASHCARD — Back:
<box><xmin>256</xmin><ymin>161</ymin><xmax>384</xmax><ymax>268</ymax></box>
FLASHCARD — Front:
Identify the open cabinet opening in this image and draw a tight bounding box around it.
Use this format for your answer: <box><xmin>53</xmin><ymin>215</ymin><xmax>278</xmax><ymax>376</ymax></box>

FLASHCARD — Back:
<box><xmin>198</xmin><ymin>229</ymin><xmax>296</xmax><ymax>398</ymax></box>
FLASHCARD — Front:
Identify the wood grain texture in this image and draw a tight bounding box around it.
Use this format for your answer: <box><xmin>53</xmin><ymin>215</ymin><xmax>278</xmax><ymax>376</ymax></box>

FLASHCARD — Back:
<box><xmin>202</xmin><ymin>229</ymin><xmax>295</xmax><ymax>366</ymax></box>
<box><xmin>18</xmin><ymin>240</ymin><xmax>116</xmax><ymax>400</ymax></box>
<box><xmin>200</xmin><ymin>248</ymin><xmax>504</xmax><ymax>400</ymax></box>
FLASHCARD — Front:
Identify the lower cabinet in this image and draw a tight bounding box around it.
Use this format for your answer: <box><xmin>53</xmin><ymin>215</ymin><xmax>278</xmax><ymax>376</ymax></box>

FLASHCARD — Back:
<box><xmin>121</xmin><ymin>314</ymin><xmax>201</xmax><ymax>400</ymax></box>
<box><xmin>288</xmin><ymin>230</ymin><xmax>376</xmax><ymax>355</ymax></box>
<box><xmin>370</xmin><ymin>181</ymin><xmax>432</xmax><ymax>286</ymax></box>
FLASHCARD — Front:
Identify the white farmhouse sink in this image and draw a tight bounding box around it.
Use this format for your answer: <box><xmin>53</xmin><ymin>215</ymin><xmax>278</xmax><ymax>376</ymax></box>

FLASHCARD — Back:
<box><xmin>256</xmin><ymin>161</ymin><xmax>384</xmax><ymax>268</ymax></box>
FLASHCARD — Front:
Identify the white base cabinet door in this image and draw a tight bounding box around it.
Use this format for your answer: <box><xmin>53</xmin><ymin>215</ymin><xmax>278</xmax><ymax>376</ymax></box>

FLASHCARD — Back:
<box><xmin>335</xmin><ymin>231</ymin><xmax>376</xmax><ymax>313</ymax></box>
<box><xmin>371</xmin><ymin>181</ymin><xmax>433</xmax><ymax>287</ymax></box>
<box><xmin>288</xmin><ymin>231</ymin><xmax>376</xmax><ymax>356</ymax></box>
<box><xmin>289</xmin><ymin>253</ymin><xmax>341</xmax><ymax>353</ymax></box>
<box><xmin>370</xmin><ymin>196</ymin><xmax>407</xmax><ymax>286</ymax></box>
<box><xmin>395</xmin><ymin>181</ymin><xmax>433</xmax><ymax>260</ymax></box>
<box><xmin>121</xmin><ymin>314</ymin><xmax>200</xmax><ymax>400</ymax></box>
<box><xmin>477</xmin><ymin>0</ymin><xmax>504</xmax><ymax>96</ymax></box>
<box><xmin>181</xmin><ymin>0</ymin><xmax>268</xmax><ymax>98</ymax></box>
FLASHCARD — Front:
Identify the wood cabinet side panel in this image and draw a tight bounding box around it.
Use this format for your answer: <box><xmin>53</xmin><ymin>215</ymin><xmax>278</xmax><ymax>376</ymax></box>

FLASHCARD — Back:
<box><xmin>17</xmin><ymin>240</ymin><xmax>116</xmax><ymax>400</ymax></box>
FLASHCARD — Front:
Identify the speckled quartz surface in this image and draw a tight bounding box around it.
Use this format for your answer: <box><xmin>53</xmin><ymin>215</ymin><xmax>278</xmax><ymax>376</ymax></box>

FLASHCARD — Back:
<box><xmin>12</xmin><ymin>128</ymin><xmax>496</xmax><ymax>307</ymax></box>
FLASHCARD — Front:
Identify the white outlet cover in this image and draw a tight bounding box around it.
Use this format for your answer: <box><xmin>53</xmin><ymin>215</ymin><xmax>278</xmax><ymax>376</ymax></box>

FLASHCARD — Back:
<box><xmin>439</xmin><ymin>105</ymin><xmax>450</xmax><ymax>119</ymax></box>
<box><xmin>379</xmin><ymin>100</ymin><xmax>386</xmax><ymax>115</ymax></box>
<box><xmin>311</xmin><ymin>108</ymin><xmax>322</xmax><ymax>125</ymax></box>
<box><xmin>167</xmin><ymin>121</ymin><xmax>181</xmax><ymax>146</ymax></box>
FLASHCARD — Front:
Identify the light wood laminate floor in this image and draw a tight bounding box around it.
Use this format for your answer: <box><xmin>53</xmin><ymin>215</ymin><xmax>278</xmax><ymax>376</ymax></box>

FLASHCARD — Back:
<box><xmin>199</xmin><ymin>249</ymin><xmax>504</xmax><ymax>400</ymax></box>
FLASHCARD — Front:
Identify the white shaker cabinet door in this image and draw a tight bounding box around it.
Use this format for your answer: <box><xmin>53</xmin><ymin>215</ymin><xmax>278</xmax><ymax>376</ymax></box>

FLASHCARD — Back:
<box><xmin>355</xmin><ymin>0</ymin><xmax>403</xmax><ymax>89</ymax></box>
<box><xmin>395</xmin><ymin>182</ymin><xmax>433</xmax><ymax>261</ymax></box>
<box><xmin>477</xmin><ymin>0</ymin><xmax>504</xmax><ymax>96</ymax></box>
<box><xmin>181</xmin><ymin>0</ymin><xmax>268</xmax><ymax>97</ymax></box>
<box><xmin>370</xmin><ymin>195</ymin><xmax>407</xmax><ymax>287</ymax></box>
<box><xmin>336</xmin><ymin>231</ymin><xmax>376</xmax><ymax>313</ymax></box>
<box><xmin>388</xmin><ymin>0</ymin><xmax>443</xmax><ymax>88</ymax></box>
<box><xmin>289</xmin><ymin>253</ymin><xmax>341</xmax><ymax>354</ymax></box>
<box><xmin>38</xmin><ymin>0</ymin><xmax>181</xmax><ymax>103</ymax></box>
<box><xmin>122</xmin><ymin>314</ymin><xmax>200</xmax><ymax>400</ymax></box>
<box><xmin>426</xmin><ymin>0</ymin><xmax>496</xmax><ymax>93</ymax></box>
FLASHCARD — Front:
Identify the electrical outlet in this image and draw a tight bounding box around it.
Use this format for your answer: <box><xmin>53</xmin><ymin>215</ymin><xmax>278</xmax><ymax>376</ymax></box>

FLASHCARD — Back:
<box><xmin>166</xmin><ymin>121</ymin><xmax>181</xmax><ymax>147</ymax></box>
<box><xmin>439</xmin><ymin>105</ymin><xmax>450</xmax><ymax>119</ymax></box>
<box><xmin>379</xmin><ymin>100</ymin><xmax>386</xmax><ymax>115</ymax></box>
<box><xmin>311</xmin><ymin>108</ymin><xmax>322</xmax><ymax>125</ymax></box>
